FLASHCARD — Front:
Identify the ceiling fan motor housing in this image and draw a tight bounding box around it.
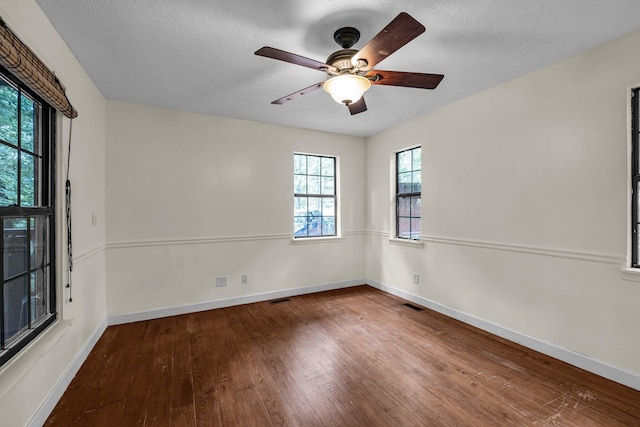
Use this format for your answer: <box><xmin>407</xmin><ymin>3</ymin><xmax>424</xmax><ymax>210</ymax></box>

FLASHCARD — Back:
<box><xmin>326</xmin><ymin>49</ymin><xmax>359</xmax><ymax>73</ymax></box>
<box><xmin>333</xmin><ymin>27</ymin><xmax>360</xmax><ymax>49</ymax></box>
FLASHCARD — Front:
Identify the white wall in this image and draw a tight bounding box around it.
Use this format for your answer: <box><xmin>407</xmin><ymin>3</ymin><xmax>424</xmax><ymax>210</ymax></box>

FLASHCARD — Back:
<box><xmin>366</xmin><ymin>29</ymin><xmax>640</xmax><ymax>380</ymax></box>
<box><xmin>105</xmin><ymin>101</ymin><xmax>366</xmax><ymax>318</ymax></box>
<box><xmin>0</xmin><ymin>1</ymin><xmax>107</xmax><ymax>426</ymax></box>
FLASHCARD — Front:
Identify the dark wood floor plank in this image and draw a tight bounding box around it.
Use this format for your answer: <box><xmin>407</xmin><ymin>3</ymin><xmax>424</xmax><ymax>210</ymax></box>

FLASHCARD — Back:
<box><xmin>235</xmin><ymin>302</ymin><xmax>330</xmax><ymax>426</ymax></box>
<box><xmin>46</xmin><ymin>285</ymin><xmax>640</xmax><ymax>426</ymax></box>
<box><xmin>169</xmin><ymin>315</ymin><xmax>196</xmax><ymax>427</ymax></box>
<box><xmin>143</xmin><ymin>316</ymin><xmax>175</xmax><ymax>426</ymax></box>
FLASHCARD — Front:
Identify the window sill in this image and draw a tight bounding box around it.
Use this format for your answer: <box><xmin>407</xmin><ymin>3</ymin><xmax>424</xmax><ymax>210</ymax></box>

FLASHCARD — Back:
<box><xmin>291</xmin><ymin>235</ymin><xmax>343</xmax><ymax>245</ymax></box>
<box><xmin>388</xmin><ymin>237</ymin><xmax>424</xmax><ymax>248</ymax></box>
<box><xmin>0</xmin><ymin>320</ymin><xmax>72</xmax><ymax>398</ymax></box>
<box><xmin>621</xmin><ymin>267</ymin><xmax>640</xmax><ymax>282</ymax></box>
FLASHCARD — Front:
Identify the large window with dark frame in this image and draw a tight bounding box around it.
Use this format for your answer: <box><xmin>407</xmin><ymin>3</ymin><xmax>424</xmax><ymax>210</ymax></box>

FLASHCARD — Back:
<box><xmin>294</xmin><ymin>153</ymin><xmax>336</xmax><ymax>238</ymax></box>
<box><xmin>0</xmin><ymin>66</ymin><xmax>56</xmax><ymax>367</ymax></box>
<box><xmin>632</xmin><ymin>88</ymin><xmax>640</xmax><ymax>267</ymax></box>
<box><xmin>396</xmin><ymin>146</ymin><xmax>421</xmax><ymax>240</ymax></box>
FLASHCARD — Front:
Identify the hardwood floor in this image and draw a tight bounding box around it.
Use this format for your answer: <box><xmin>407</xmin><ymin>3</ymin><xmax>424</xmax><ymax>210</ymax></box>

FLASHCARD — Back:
<box><xmin>46</xmin><ymin>286</ymin><xmax>640</xmax><ymax>426</ymax></box>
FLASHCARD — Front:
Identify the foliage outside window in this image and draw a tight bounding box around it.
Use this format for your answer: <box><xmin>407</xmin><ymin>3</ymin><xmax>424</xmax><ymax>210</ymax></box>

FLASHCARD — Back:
<box><xmin>0</xmin><ymin>67</ymin><xmax>56</xmax><ymax>367</ymax></box>
<box><xmin>396</xmin><ymin>147</ymin><xmax>421</xmax><ymax>240</ymax></box>
<box><xmin>294</xmin><ymin>154</ymin><xmax>336</xmax><ymax>238</ymax></box>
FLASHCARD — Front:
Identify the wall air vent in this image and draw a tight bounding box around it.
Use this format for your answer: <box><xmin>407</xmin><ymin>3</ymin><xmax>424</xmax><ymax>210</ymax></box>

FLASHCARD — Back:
<box><xmin>269</xmin><ymin>298</ymin><xmax>292</xmax><ymax>305</ymax></box>
<box><xmin>403</xmin><ymin>303</ymin><xmax>423</xmax><ymax>311</ymax></box>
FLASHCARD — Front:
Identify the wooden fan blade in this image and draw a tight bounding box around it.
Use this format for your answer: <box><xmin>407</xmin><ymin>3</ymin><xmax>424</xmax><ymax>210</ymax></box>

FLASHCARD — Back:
<box><xmin>271</xmin><ymin>82</ymin><xmax>324</xmax><ymax>105</ymax></box>
<box><xmin>255</xmin><ymin>47</ymin><xmax>334</xmax><ymax>72</ymax></box>
<box><xmin>366</xmin><ymin>70</ymin><xmax>444</xmax><ymax>89</ymax></box>
<box><xmin>348</xmin><ymin>97</ymin><xmax>367</xmax><ymax>115</ymax></box>
<box><xmin>351</xmin><ymin>12</ymin><xmax>425</xmax><ymax>70</ymax></box>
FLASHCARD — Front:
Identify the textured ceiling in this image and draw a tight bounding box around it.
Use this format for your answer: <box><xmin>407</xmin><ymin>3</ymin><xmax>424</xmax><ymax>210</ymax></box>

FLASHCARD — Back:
<box><xmin>35</xmin><ymin>0</ymin><xmax>640</xmax><ymax>137</ymax></box>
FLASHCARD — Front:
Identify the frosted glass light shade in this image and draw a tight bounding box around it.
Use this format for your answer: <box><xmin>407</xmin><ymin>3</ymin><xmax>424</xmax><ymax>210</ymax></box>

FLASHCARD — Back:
<box><xmin>323</xmin><ymin>75</ymin><xmax>371</xmax><ymax>105</ymax></box>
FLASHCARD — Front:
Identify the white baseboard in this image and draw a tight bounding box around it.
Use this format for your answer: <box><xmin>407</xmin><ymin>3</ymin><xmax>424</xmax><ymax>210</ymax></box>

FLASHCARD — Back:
<box><xmin>108</xmin><ymin>279</ymin><xmax>366</xmax><ymax>325</ymax></box>
<box><xmin>28</xmin><ymin>317</ymin><xmax>108</xmax><ymax>427</ymax></box>
<box><xmin>367</xmin><ymin>279</ymin><xmax>640</xmax><ymax>392</ymax></box>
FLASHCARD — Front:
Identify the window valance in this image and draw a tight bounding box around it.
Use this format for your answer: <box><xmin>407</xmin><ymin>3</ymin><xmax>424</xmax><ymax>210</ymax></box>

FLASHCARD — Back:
<box><xmin>0</xmin><ymin>17</ymin><xmax>77</xmax><ymax>118</ymax></box>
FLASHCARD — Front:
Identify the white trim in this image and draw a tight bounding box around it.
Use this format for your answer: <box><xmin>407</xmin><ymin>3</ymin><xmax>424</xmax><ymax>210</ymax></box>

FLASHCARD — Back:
<box><xmin>343</xmin><ymin>230</ymin><xmax>368</xmax><ymax>236</ymax></box>
<box><xmin>73</xmin><ymin>243</ymin><xmax>105</xmax><ymax>264</ymax></box>
<box><xmin>422</xmin><ymin>235</ymin><xmax>623</xmax><ymax>264</ymax></box>
<box><xmin>388</xmin><ymin>237</ymin><xmax>424</xmax><ymax>248</ymax></box>
<box><xmin>367</xmin><ymin>279</ymin><xmax>640</xmax><ymax>391</ymax></box>
<box><xmin>27</xmin><ymin>317</ymin><xmax>107</xmax><ymax>427</ymax></box>
<box><xmin>107</xmin><ymin>233</ymin><xmax>292</xmax><ymax>249</ymax></box>
<box><xmin>108</xmin><ymin>279</ymin><xmax>366</xmax><ymax>325</ymax></box>
<box><xmin>368</xmin><ymin>230</ymin><xmax>624</xmax><ymax>265</ymax></box>
<box><xmin>291</xmin><ymin>236</ymin><xmax>343</xmax><ymax>244</ymax></box>
<box><xmin>620</xmin><ymin>267</ymin><xmax>640</xmax><ymax>282</ymax></box>
<box><xmin>106</xmin><ymin>231</ymin><xmax>366</xmax><ymax>250</ymax></box>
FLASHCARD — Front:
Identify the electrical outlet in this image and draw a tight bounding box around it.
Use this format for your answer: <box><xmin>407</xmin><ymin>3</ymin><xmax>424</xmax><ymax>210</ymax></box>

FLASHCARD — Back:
<box><xmin>216</xmin><ymin>276</ymin><xmax>228</xmax><ymax>287</ymax></box>
<box><xmin>241</xmin><ymin>274</ymin><xmax>249</xmax><ymax>284</ymax></box>
<box><xmin>91</xmin><ymin>213</ymin><xmax>97</xmax><ymax>227</ymax></box>
<box><xmin>413</xmin><ymin>273</ymin><xmax>420</xmax><ymax>284</ymax></box>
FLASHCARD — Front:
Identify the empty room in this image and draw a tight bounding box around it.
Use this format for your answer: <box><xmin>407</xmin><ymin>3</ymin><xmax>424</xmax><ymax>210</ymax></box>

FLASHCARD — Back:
<box><xmin>1</xmin><ymin>0</ymin><xmax>640</xmax><ymax>426</ymax></box>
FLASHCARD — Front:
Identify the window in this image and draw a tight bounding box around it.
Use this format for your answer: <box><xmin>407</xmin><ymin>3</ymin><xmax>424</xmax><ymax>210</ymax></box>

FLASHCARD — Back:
<box><xmin>0</xmin><ymin>66</ymin><xmax>56</xmax><ymax>367</ymax></box>
<box><xmin>396</xmin><ymin>146</ymin><xmax>421</xmax><ymax>240</ymax></box>
<box><xmin>293</xmin><ymin>153</ymin><xmax>336</xmax><ymax>237</ymax></box>
<box><xmin>632</xmin><ymin>88</ymin><xmax>640</xmax><ymax>267</ymax></box>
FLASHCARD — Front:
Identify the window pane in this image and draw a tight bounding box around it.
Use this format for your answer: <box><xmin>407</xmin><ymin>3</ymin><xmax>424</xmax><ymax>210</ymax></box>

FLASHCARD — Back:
<box><xmin>398</xmin><ymin>172</ymin><xmax>412</xmax><ymax>194</ymax></box>
<box><xmin>31</xmin><ymin>267</ymin><xmax>49</xmax><ymax>325</ymax></box>
<box><xmin>20</xmin><ymin>94</ymin><xmax>37</xmax><ymax>152</ymax></box>
<box><xmin>308</xmin><ymin>156</ymin><xmax>320</xmax><ymax>175</ymax></box>
<box><xmin>411</xmin><ymin>218</ymin><xmax>421</xmax><ymax>239</ymax></box>
<box><xmin>4</xmin><ymin>276</ymin><xmax>29</xmax><ymax>344</ymax></box>
<box><xmin>294</xmin><ymin>175</ymin><xmax>307</xmax><ymax>194</ymax></box>
<box><xmin>4</xmin><ymin>218</ymin><xmax>29</xmax><ymax>279</ymax></box>
<box><xmin>294</xmin><ymin>216</ymin><xmax>307</xmax><ymax>236</ymax></box>
<box><xmin>411</xmin><ymin>196</ymin><xmax>421</xmax><ymax>217</ymax></box>
<box><xmin>412</xmin><ymin>147</ymin><xmax>421</xmax><ymax>171</ymax></box>
<box><xmin>412</xmin><ymin>171</ymin><xmax>421</xmax><ymax>193</ymax></box>
<box><xmin>322</xmin><ymin>217</ymin><xmax>335</xmax><ymax>235</ymax></box>
<box><xmin>31</xmin><ymin>216</ymin><xmax>49</xmax><ymax>270</ymax></box>
<box><xmin>294</xmin><ymin>196</ymin><xmax>308</xmax><ymax>213</ymax></box>
<box><xmin>308</xmin><ymin>175</ymin><xmax>320</xmax><ymax>194</ymax></box>
<box><xmin>307</xmin><ymin>215</ymin><xmax>321</xmax><ymax>236</ymax></box>
<box><xmin>321</xmin><ymin>157</ymin><xmax>334</xmax><ymax>177</ymax></box>
<box><xmin>398</xmin><ymin>196</ymin><xmax>411</xmax><ymax>216</ymax></box>
<box><xmin>21</xmin><ymin>152</ymin><xmax>38</xmax><ymax>207</ymax></box>
<box><xmin>0</xmin><ymin>82</ymin><xmax>18</xmax><ymax>146</ymax></box>
<box><xmin>322</xmin><ymin>198</ymin><xmax>335</xmax><ymax>217</ymax></box>
<box><xmin>398</xmin><ymin>150</ymin><xmax>411</xmax><ymax>173</ymax></box>
<box><xmin>321</xmin><ymin>176</ymin><xmax>334</xmax><ymax>195</ymax></box>
<box><xmin>308</xmin><ymin>197</ymin><xmax>321</xmax><ymax>213</ymax></box>
<box><xmin>398</xmin><ymin>217</ymin><xmax>411</xmax><ymax>239</ymax></box>
<box><xmin>294</xmin><ymin>154</ymin><xmax>306</xmax><ymax>174</ymax></box>
<box><xmin>0</xmin><ymin>144</ymin><xmax>18</xmax><ymax>206</ymax></box>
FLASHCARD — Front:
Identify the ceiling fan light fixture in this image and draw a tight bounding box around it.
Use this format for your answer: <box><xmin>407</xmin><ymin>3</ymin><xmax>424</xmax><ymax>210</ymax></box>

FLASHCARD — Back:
<box><xmin>323</xmin><ymin>74</ymin><xmax>371</xmax><ymax>105</ymax></box>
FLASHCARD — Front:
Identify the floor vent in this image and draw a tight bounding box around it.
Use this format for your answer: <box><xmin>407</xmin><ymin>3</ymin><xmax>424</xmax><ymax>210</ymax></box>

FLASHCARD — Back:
<box><xmin>403</xmin><ymin>303</ymin><xmax>423</xmax><ymax>311</ymax></box>
<box><xmin>269</xmin><ymin>298</ymin><xmax>291</xmax><ymax>305</ymax></box>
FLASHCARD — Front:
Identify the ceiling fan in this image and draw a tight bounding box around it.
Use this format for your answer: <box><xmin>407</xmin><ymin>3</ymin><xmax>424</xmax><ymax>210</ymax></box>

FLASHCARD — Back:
<box><xmin>255</xmin><ymin>12</ymin><xmax>444</xmax><ymax>115</ymax></box>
